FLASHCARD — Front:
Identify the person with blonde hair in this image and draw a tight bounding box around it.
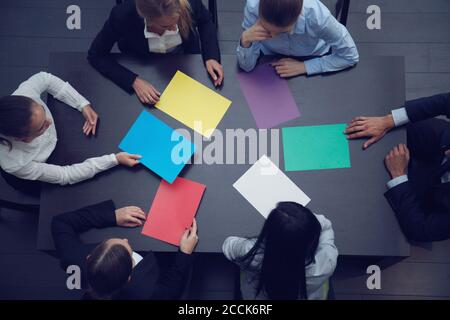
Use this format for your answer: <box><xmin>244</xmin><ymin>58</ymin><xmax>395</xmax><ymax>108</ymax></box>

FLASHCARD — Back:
<box><xmin>88</xmin><ymin>0</ymin><xmax>223</xmax><ymax>104</ymax></box>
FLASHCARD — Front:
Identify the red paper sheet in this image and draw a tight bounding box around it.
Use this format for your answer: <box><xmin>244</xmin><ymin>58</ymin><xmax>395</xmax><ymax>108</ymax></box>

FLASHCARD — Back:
<box><xmin>142</xmin><ymin>177</ymin><xmax>206</xmax><ymax>246</ymax></box>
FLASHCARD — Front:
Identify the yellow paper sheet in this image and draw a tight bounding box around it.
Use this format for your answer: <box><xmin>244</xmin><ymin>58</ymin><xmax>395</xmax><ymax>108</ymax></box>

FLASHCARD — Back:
<box><xmin>155</xmin><ymin>71</ymin><xmax>232</xmax><ymax>138</ymax></box>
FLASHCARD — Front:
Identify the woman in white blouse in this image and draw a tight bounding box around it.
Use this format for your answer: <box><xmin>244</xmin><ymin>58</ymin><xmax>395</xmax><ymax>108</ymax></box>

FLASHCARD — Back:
<box><xmin>222</xmin><ymin>202</ymin><xmax>338</xmax><ymax>300</ymax></box>
<box><xmin>0</xmin><ymin>72</ymin><xmax>141</xmax><ymax>186</ymax></box>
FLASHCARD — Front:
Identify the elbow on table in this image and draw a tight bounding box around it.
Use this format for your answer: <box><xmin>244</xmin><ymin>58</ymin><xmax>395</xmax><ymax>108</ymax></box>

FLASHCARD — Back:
<box><xmin>238</xmin><ymin>61</ymin><xmax>256</xmax><ymax>73</ymax></box>
<box><xmin>348</xmin><ymin>49</ymin><xmax>360</xmax><ymax>67</ymax></box>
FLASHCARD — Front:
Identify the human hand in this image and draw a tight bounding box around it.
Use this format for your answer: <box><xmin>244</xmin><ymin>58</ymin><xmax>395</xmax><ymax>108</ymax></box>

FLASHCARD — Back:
<box><xmin>385</xmin><ymin>144</ymin><xmax>410</xmax><ymax>179</ymax></box>
<box><xmin>345</xmin><ymin>115</ymin><xmax>395</xmax><ymax>149</ymax></box>
<box><xmin>180</xmin><ymin>219</ymin><xmax>198</xmax><ymax>254</ymax></box>
<box><xmin>115</xmin><ymin>206</ymin><xmax>147</xmax><ymax>227</ymax></box>
<box><xmin>132</xmin><ymin>77</ymin><xmax>161</xmax><ymax>105</ymax></box>
<box><xmin>81</xmin><ymin>104</ymin><xmax>98</xmax><ymax>136</ymax></box>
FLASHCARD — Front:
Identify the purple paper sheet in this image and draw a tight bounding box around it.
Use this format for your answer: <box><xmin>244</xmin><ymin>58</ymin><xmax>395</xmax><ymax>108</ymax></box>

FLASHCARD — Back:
<box><xmin>237</xmin><ymin>63</ymin><xmax>301</xmax><ymax>129</ymax></box>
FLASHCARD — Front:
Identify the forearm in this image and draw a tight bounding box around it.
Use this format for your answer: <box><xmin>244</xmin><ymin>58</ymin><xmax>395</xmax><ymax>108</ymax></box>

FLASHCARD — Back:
<box><xmin>195</xmin><ymin>1</ymin><xmax>220</xmax><ymax>62</ymax></box>
<box><xmin>404</xmin><ymin>92</ymin><xmax>450</xmax><ymax>122</ymax></box>
<box><xmin>13</xmin><ymin>154</ymin><xmax>118</xmax><ymax>185</ymax></box>
<box><xmin>385</xmin><ymin>181</ymin><xmax>450</xmax><ymax>241</ymax></box>
<box><xmin>236</xmin><ymin>40</ymin><xmax>261</xmax><ymax>72</ymax></box>
<box><xmin>87</xmin><ymin>54</ymin><xmax>138</xmax><ymax>93</ymax></box>
<box><xmin>51</xmin><ymin>200</ymin><xmax>117</xmax><ymax>268</ymax></box>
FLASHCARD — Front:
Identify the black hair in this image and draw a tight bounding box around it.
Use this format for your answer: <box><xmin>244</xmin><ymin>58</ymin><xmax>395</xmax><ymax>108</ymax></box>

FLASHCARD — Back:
<box><xmin>86</xmin><ymin>241</ymin><xmax>133</xmax><ymax>300</ymax></box>
<box><xmin>0</xmin><ymin>95</ymin><xmax>34</xmax><ymax>150</ymax></box>
<box><xmin>238</xmin><ymin>202</ymin><xmax>321</xmax><ymax>300</ymax></box>
<box><xmin>259</xmin><ymin>0</ymin><xmax>303</xmax><ymax>28</ymax></box>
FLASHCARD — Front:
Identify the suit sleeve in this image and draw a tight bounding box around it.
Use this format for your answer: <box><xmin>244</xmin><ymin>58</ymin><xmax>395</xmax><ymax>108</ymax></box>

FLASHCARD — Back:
<box><xmin>405</xmin><ymin>92</ymin><xmax>450</xmax><ymax>122</ymax></box>
<box><xmin>151</xmin><ymin>251</ymin><xmax>194</xmax><ymax>300</ymax></box>
<box><xmin>51</xmin><ymin>200</ymin><xmax>118</xmax><ymax>270</ymax></box>
<box><xmin>385</xmin><ymin>181</ymin><xmax>450</xmax><ymax>242</ymax></box>
<box><xmin>191</xmin><ymin>0</ymin><xmax>220</xmax><ymax>63</ymax></box>
<box><xmin>87</xmin><ymin>8</ymin><xmax>138</xmax><ymax>93</ymax></box>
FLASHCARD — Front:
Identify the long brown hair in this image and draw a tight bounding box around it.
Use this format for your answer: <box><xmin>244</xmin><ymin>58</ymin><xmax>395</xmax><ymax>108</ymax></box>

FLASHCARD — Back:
<box><xmin>259</xmin><ymin>0</ymin><xmax>303</xmax><ymax>28</ymax></box>
<box><xmin>135</xmin><ymin>0</ymin><xmax>193</xmax><ymax>40</ymax></box>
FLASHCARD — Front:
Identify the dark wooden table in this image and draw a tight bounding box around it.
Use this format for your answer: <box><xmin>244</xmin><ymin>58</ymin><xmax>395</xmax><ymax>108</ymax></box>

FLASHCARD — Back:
<box><xmin>37</xmin><ymin>52</ymin><xmax>410</xmax><ymax>256</ymax></box>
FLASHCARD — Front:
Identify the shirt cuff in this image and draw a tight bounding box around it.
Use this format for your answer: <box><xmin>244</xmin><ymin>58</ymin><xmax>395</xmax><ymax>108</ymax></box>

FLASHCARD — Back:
<box><xmin>387</xmin><ymin>175</ymin><xmax>409</xmax><ymax>189</ymax></box>
<box><xmin>78</xmin><ymin>99</ymin><xmax>91</xmax><ymax>110</ymax></box>
<box><xmin>391</xmin><ymin>108</ymin><xmax>410</xmax><ymax>127</ymax></box>
<box><xmin>304</xmin><ymin>58</ymin><xmax>323</xmax><ymax>75</ymax></box>
<box><xmin>109</xmin><ymin>153</ymin><xmax>119</xmax><ymax>166</ymax></box>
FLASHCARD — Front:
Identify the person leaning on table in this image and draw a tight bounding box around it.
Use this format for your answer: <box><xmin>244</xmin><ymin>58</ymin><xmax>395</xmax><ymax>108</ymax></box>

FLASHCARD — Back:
<box><xmin>345</xmin><ymin>92</ymin><xmax>450</xmax><ymax>242</ymax></box>
<box><xmin>0</xmin><ymin>72</ymin><xmax>141</xmax><ymax>186</ymax></box>
<box><xmin>88</xmin><ymin>0</ymin><xmax>223</xmax><ymax>105</ymax></box>
<box><xmin>237</xmin><ymin>0</ymin><xmax>359</xmax><ymax>76</ymax></box>
<box><xmin>52</xmin><ymin>200</ymin><xmax>198</xmax><ymax>300</ymax></box>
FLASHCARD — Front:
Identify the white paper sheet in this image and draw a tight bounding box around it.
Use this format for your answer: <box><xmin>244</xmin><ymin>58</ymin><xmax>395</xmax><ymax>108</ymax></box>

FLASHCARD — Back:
<box><xmin>233</xmin><ymin>155</ymin><xmax>311</xmax><ymax>219</ymax></box>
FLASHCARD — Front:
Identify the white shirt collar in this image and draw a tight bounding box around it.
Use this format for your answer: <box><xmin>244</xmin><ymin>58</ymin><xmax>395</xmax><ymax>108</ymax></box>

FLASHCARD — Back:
<box><xmin>144</xmin><ymin>19</ymin><xmax>180</xmax><ymax>38</ymax></box>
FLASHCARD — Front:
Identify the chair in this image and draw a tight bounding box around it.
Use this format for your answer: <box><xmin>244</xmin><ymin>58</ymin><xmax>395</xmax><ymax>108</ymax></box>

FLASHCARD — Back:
<box><xmin>0</xmin><ymin>170</ymin><xmax>40</xmax><ymax>214</ymax></box>
<box><xmin>335</xmin><ymin>0</ymin><xmax>350</xmax><ymax>26</ymax></box>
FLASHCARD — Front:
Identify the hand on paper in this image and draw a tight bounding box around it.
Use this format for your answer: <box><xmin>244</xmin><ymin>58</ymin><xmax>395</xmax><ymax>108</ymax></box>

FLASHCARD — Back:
<box><xmin>385</xmin><ymin>144</ymin><xmax>410</xmax><ymax>179</ymax></box>
<box><xmin>180</xmin><ymin>219</ymin><xmax>198</xmax><ymax>254</ymax></box>
<box><xmin>205</xmin><ymin>59</ymin><xmax>224</xmax><ymax>87</ymax></box>
<box><xmin>271</xmin><ymin>58</ymin><xmax>306</xmax><ymax>78</ymax></box>
<box><xmin>345</xmin><ymin>115</ymin><xmax>395</xmax><ymax>149</ymax></box>
<box><xmin>115</xmin><ymin>206</ymin><xmax>147</xmax><ymax>227</ymax></box>
<box><xmin>116</xmin><ymin>152</ymin><xmax>142</xmax><ymax>167</ymax></box>
<box><xmin>241</xmin><ymin>20</ymin><xmax>272</xmax><ymax>48</ymax></box>
<box><xmin>132</xmin><ymin>77</ymin><xmax>161</xmax><ymax>105</ymax></box>
<box><xmin>81</xmin><ymin>104</ymin><xmax>98</xmax><ymax>136</ymax></box>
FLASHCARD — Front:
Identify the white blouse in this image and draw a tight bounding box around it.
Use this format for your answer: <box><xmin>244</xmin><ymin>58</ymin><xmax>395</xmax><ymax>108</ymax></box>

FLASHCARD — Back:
<box><xmin>144</xmin><ymin>20</ymin><xmax>183</xmax><ymax>54</ymax></box>
<box><xmin>0</xmin><ymin>72</ymin><xmax>118</xmax><ymax>186</ymax></box>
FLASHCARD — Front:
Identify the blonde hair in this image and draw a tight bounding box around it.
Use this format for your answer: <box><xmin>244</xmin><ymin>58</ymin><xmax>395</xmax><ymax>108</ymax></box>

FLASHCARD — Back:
<box><xmin>135</xmin><ymin>0</ymin><xmax>193</xmax><ymax>40</ymax></box>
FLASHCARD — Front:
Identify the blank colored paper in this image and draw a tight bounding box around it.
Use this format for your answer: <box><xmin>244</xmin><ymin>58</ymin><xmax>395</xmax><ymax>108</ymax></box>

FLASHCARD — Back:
<box><xmin>155</xmin><ymin>71</ymin><xmax>232</xmax><ymax>138</ymax></box>
<box><xmin>233</xmin><ymin>155</ymin><xmax>311</xmax><ymax>219</ymax></box>
<box><xmin>237</xmin><ymin>63</ymin><xmax>300</xmax><ymax>129</ymax></box>
<box><xmin>282</xmin><ymin>124</ymin><xmax>351</xmax><ymax>171</ymax></box>
<box><xmin>119</xmin><ymin>111</ymin><xmax>195</xmax><ymax>184</ymax></box>
<box><xmin>142</xmin><ymin>177</ymin><xmax>206</xmax><ymax>246</ymax></box>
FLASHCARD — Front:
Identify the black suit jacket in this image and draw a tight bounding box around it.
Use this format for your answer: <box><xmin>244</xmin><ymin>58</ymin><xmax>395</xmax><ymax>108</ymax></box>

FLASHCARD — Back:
<box><xmin>385</xmin><ymin>92</ymin><xmax>450</xmax><ymax>242</ymax></box>
<box><xmin>404</xmin><ymin>92</ymin><xmax>450</xmax><ymax>150</ymax></box>
<box><xmin>87</xmin><ymin>0</ymin><xmax>220</xmax><ymax>92</ymax></box>
<box><xmin>51</xmin><ymin>200</ymin><xmax>193</xmax><ymax>300</ymax></box>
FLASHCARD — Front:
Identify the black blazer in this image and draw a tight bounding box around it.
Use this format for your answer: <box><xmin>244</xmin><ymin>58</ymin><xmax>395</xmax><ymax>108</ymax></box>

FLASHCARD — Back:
<box><xmin>87</xmin><ymin>0</ymin><xmax>220</xmax><ymax>93</ymax></box>
<box><xmin>404</xmin><ymin>92</ymin><xmax>450</xmax><ymax>150</ymax></box>
<box><xmin>51</xmin><ymin>200</ymin><xmax>193</xmax><ymax>300</ymax></box>
<box><xmin>385</xmin><ymin>92</ymin><xmax>450</xmax><ymax>242</ymax></box>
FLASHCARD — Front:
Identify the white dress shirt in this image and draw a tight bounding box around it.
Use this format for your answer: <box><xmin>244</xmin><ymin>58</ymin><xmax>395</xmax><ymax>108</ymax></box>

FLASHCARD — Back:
<box><xmin>144</xmin><ymin>20</ymin><xmax>182</xmax><ymax>54</ymax></box>
<box><xmin>222</xmin><ymin>214</ymin><xmax>338</xmax><ymax>300</ymax></box>
<box><xmin>0</xmin><ymin>72</ymin><xmax>118</xmax><ymax>186</ymax></box>
<box><xmin>387</xmin><ymin>107</ymin><xmax>449</xmax><ymax>188</ymax></box>
<box><xmin>132</xmin><ymin>252</ymin><xmax>144</xmax><ymax>266</ymax></box>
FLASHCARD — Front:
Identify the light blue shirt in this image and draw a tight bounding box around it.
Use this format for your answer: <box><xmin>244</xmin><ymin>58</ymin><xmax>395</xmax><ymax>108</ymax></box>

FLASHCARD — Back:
<box><xmin>387</xmin><ymin>108</ymin><xmax>449</xmax><ymax>188</ymax></box>
<box><xmin>237</xmin><ymin>0</ymin><xmax>359</xmax><ymax>74</ymax></box>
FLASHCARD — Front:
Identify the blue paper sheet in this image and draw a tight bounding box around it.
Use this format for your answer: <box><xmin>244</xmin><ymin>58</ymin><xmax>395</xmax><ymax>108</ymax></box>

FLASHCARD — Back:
<box><xmin>119</xmin><ymin>111</ymin><xmax>196</xmax><ymax>183</ymax></box>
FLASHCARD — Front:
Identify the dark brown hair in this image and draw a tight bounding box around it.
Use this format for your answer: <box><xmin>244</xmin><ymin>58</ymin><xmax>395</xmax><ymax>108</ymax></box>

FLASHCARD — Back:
<box><xmin>0</xmin><ymin>95</ymin><xmax>34</xmax><ymax>150</ymax></box>
<box><xmin>259</xmin><ymin>0</ymin><xmax>303</xmax><ymax>28</ymax></box>
<box><xmin>86</xmin><ymin>241</ymin><xmax>133</xmax><ymax>300</ymax></box>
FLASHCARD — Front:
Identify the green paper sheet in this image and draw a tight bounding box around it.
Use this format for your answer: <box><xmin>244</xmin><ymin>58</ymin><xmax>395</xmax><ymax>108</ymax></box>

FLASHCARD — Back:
<box><xmin>282</xmin><ymin>124</ymin><xmax>351</xmax><ymax>171</ymax></box>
